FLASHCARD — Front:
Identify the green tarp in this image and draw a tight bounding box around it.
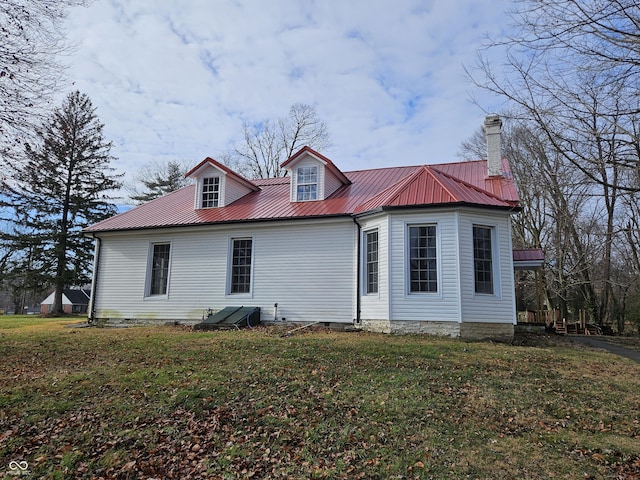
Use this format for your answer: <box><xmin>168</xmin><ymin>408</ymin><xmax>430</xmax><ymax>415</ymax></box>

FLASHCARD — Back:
<box><xmin>193</xmin><ymin>306</ymin><xmax>261</xmax><ymax>330</ymax></box>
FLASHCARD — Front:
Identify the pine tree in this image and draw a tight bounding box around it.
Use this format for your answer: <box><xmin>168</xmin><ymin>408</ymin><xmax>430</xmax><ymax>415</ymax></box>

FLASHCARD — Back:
<box><xmin>3</xmin><ymin>91</ymin><xmax>122</xmax><ymax>315</ymax></box>
<box><xmin>128</xmin><ymin>159</ymin><xmax>191</xmax><ymax>204</ymax></box>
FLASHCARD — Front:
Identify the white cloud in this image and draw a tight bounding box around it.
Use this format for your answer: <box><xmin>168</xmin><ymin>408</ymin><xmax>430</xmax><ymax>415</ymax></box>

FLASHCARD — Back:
<box><xmin>61</xmin><ymin>0</ymin><xmax>511</xmax><ymax>187</ymax></box>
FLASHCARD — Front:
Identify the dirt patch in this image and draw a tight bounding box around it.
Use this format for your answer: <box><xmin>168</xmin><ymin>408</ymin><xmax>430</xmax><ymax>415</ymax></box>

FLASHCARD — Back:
<box><xmin>512</xmin><ymin>332</ymin><xmax>582</xmax><ymax>348</ymax></box>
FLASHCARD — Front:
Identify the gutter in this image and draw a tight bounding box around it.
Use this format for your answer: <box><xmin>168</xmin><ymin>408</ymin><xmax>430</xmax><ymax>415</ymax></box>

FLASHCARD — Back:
<box><xmin>87</xmin><ymin>234</ymin><xmax>101</xmax><ymax>324</ymax></box>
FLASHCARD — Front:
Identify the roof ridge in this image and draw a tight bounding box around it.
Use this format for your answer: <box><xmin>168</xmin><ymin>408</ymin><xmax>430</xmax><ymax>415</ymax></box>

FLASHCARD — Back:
<box><xmin>186</xmin><ymin>157</ymin><xmax>261</xmax><ymax>192</ymax></box>
<box><xmin>282</xmin><ymin>146</ymin><xmax>351</xmax><ymax>185</ymax></box>
<box><xmin>344</xmin><ymin>164</ymin><xmax>418</xmax><ymax>175</ymax></box>
<box><xmin>380</xmin><ymin>166</ymin><xmax>445</xmax><ymax>205</ymax></box>
<box><xmin>354</xmin><ymin>166</ymin><xmax>451</xmax><ymax>213</ymax></box>
<box><xmin>430</xmin><ymin>165</ymin><xmax>511</xmax><ymax>203</ymax></box>
<box><xmin>422</xmin><ymin>166</ymin><xmax>461</xmax><ymax>202</ymax></box>
<box><xmin>354</xmin><ymin>170</ymin><xmax>411</xmax><ymax>210</ymax></box>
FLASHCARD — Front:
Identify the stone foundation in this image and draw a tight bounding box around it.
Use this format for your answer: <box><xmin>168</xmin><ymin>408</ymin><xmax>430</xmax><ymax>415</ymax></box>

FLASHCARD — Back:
<box><xmin>93</xmin><ymin>316</ymin><xmax>514</xmax><ymax>342</ymax></box>
<box><xmin>91</xmin><ymin>317</ymin><xmax>201</xmax><ymax>328</ymax></box>
<box><xmin>459</xmin><ymin>322</ymin><xmax>514</xmax><ymax>342</ymax></box>
<box><xmin>360</xmin><ymin>319</ymin><xmax>514</xmax><ymax>342</ymax></box>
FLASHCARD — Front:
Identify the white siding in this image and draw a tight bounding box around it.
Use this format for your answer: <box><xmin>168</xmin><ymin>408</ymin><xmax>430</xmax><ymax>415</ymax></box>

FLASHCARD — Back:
<box><xmin>457</xmin><ymin>209</ymin><xmax>516</xmax><ymax>324</ymax></box>
<box><xmin>192</xmin><ymin>165</ymin><xmax>253</xmax><ymax>207</ymax></box>
<box><xmin>382</xmin><ymin>207</ymin><xmax>516</xmax><ymax>326</ymax></box>
<box><xmin>286</xmin><ymin>153</ymin><xmax>346</xmax><ymax>201</ymax></box>
<box><xmin>359</xmin><ymin>214</ymin><xmax>389</xmax><ymax>321</ymax></box>
<box><xmin>224</xmin><ymin>175</ymin><xmax>254</xmax><ymax>205</ymax></box>
<box><xmin>324</xmin><ymin>169</ymin><xmax>343</xmax><ymax>198</ymax></box>
<box><xmin>388</xmin><ymin>210</ymin><xmax>462</xmax><ymax>322</ymax></box>
<box><xmin>94</xmin><ymin>218</ymin><xmax>357</xmax><ymax>324</ymax></box>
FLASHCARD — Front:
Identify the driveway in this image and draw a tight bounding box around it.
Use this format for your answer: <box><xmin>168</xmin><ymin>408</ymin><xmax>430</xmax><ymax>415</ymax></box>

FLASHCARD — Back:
<box><xmin>569</xmin><ymin>336</ymin><xmax>640</xmax><ymax>364</ymax></box>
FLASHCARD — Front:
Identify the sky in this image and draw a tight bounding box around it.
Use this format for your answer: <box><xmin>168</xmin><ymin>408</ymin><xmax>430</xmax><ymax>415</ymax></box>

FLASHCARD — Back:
<box><xmin>61</xmin><ymin>0</ymin><xmax>511</xmax><ymax>186</ymax></box>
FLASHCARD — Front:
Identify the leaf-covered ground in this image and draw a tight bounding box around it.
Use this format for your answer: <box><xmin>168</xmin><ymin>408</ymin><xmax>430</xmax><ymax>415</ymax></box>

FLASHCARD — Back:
<box><xmin>0</xmin><ymin>319</ymin><xmax>639</xmax><ymax>479</ymax></box>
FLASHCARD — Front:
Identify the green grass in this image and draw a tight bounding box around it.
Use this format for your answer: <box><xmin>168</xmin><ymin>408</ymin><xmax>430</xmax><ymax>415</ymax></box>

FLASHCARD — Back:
<box><xmin>0</xmin><ymin>314</ymin><xmax>82</xmax><ymax>330</ymax></box>
<box><xmin>1</xmin><ymin>317</ymin><xmax>639</xmax><ymax>479</ymax></box>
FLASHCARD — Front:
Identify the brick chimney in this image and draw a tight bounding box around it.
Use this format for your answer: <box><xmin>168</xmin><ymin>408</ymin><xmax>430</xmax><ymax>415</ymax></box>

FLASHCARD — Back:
<box><xmin>484</xmin><ymin>114</ymin><xmax>502</xmax><ymax>177</ymax></box>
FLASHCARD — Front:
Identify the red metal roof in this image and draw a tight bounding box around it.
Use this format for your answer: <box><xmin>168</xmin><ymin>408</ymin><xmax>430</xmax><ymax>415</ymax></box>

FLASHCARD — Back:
<box><xmin>512</xmin><ymin>248</ymin><xmax>545</xmax><ymax>262</ymax></box>
<box><xmin>86</xmin><ymin>154</ymin><xmax>520</xmax><ymax>233</ymax></box>
<box><xmin>512</xmin><ymin>248</ymin><xmax>545</xmax><ymax>269</ymax></box>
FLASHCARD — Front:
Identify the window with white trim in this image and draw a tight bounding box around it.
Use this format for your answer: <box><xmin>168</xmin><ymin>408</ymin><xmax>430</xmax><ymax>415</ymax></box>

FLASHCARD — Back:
<box><xmin>408</xmin><ymin>225</ymin><xmax>438</xmax><ymax>293</ymax></box>
<box><xmin>202</xmin><ymin>177</ymin><xmax>220</xmax><ymax>208</ymax></box>
<box><xmin>473</xmin><ymin>225</ymin><xmax>494</xmax><ymax>294</ymax></box>
<box><xmin>230</xmin><ymin>238</ymin><xmax>253</xmax><ymax>294</ymax></box>
<box><xmin>296</xmin><ymin>166</ymin><xmax>318</xmax><ymax>201</ymax></box>
<box><xmin>148</xmin><ymin>243</ymin><xmax>171</xmax><ymax>296</ymax></box>
<box><xmin>365</xmin><ymin>230</ymin><xmax>379</xmax><ymax>294</ymax></box>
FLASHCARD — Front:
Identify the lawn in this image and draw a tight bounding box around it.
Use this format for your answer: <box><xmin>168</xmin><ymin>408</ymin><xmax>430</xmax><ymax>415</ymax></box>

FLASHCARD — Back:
<box><xmin>0</xmin><ymin>317</ymin><xmax>638</xmax><ymax>479</ymax></box>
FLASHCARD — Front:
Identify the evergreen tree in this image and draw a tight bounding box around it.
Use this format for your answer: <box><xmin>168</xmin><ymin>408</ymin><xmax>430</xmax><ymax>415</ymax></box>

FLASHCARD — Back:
<box><xmin>128</xmin><ymin>159</ymin><xmax>191</xmax><ymax>204</ymax></box>
<box><xmin>3</xmin><ymin>91</ymin><xmax>122</xmax><ymax>315</ymax></box>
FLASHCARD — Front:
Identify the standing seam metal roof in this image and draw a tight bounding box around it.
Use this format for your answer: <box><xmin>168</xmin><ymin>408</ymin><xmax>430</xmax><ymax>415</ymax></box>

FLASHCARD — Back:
<box><xmin>85</xmin><ymin>158</ymin><xmax>519</xmax><ymax>233</ymax></box>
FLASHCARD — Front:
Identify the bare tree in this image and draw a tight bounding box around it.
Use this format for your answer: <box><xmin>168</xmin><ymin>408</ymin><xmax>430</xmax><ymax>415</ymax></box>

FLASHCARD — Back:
<box><xmin>459</xmin><ymin>118</ymin><xmax>608</xmax><ymax>321</ymax></box>
<box><xmin>466</xmin><ymin>0</ymin><xmax>640</xmax><ymax>329</ymax></box>
<box><xmin>468</xmin><ymin>0</ymin><xmax>640</xmax><ymax>191</ymax></box>
<box><xmin>0</xmin><ymin>0</ymin><xmax>84</xmax><ymax>171</ymax></box>
<box><xmin>229</xmin><ymin>104</ymin><xmax>331</xmax><ymax>179</ymax></box>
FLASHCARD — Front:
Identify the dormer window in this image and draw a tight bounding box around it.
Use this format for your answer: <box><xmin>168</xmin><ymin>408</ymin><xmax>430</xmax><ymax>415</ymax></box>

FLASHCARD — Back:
<box><xmin>296</xmin><ymin>166</ymin><xmax>318</xmax><ymax>201</ymax></box>
<box><xmin>186</xmin><ymin>157</ymin><xmax>260</xmax><ymax>211</ymax></box>
<box><xmin>281</xmin><ymin>146</ymin><xmax>352</xmax><ymax>203</ymax></box>
<box><xmin>202</xmin><ymin>177</ymin><xmax>220</xmax><ymax>208</ymax></box>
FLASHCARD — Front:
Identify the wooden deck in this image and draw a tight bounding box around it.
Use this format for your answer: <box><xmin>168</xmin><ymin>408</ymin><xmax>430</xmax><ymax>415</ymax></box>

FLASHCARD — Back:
<box><xmin>517</xmin><ymin>309</ymin><xmax>602</xmax><ymax>335</ymax></box>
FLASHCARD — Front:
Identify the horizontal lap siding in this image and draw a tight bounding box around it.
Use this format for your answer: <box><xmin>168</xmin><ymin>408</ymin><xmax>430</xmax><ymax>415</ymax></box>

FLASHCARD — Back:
<box><xmin>253</xmin><ymin>220</ymin><xmax>355</xmax><ymax>323</ymax></box>
<box><xmin>389</xmin><ymin>211</ymin><xmax>461</xmax><ymax>322</ymax></box>
<box><xmin>359</xmin><ymin>215</ymin><xmax>389</xmax><ymax>321</ymax></box>
<box><xmin>458</xmin><ymin>210</ymin><xmax>516</xmax><ymax>324</ymax></box>
<box><xmin>224</xmin><ymin>176</ymin><xmax>253</xmax><ymax>206</ymax></box>
<box><xmin>94</xmin><ymin>218</ymin><xmax>356</xmax><ymax>323</ymax></box>
<box><xmin>94</xmin><ymin>239</ymin><xmax>149</xmax><ymax>319</ymax></box>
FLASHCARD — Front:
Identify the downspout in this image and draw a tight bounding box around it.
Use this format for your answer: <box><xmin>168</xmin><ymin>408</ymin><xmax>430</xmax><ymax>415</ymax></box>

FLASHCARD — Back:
<box><xmin>353</xmin><ymin>216</ymin><xmax>362</xmax><ymax>325</ymax></box>
<box><xmin>88</xmin><ymin>234</ymin><xmax>101</xmax><ymax>324</ymax></box>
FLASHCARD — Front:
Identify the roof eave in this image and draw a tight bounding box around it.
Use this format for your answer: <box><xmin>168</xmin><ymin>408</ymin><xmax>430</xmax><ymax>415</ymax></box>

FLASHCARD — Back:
<box><xmin>378</xmin><ymin>202</ymin><xmax>521</xmax><ymax>213</ymax></box>
<box><xmin>83</xmin><ymin>213</ymin><xmax>355</xmax><ymax>235</ymax></box>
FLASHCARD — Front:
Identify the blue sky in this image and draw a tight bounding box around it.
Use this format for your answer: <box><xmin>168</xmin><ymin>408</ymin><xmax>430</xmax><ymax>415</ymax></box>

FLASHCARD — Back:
<box><xmin>62</xmin><ymin>0</ymin><xmax>510</xmax><ymax>183</ymax></box>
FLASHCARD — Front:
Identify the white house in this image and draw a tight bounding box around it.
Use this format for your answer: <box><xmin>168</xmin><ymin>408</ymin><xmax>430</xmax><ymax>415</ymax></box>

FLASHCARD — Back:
<box><xmin>40</xmin><ymin>288</ymin><xmax>91</xmax><ymax>315</ymax></box>
<box><xmin>85</xmin><ymin>115</ymin><xmax>521</xmax><ymax>341</ymax></box>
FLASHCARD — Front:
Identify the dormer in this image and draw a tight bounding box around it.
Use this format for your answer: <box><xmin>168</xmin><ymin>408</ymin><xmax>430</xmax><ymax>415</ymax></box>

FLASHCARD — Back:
<box><xmin>185</xmin><ymin>157</ymin><xmax>260</xmax><ymax>209</ymax></box>
<box><xmin>281</xmin><ymin>146</ymin><xmax>351</xmax><ymax>202</ymax></box>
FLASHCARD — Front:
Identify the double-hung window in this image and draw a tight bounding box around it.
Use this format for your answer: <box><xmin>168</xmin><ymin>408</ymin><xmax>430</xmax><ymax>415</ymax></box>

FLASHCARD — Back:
<box><xmin>296</xmin><ymin>166</ymin><xmax>318</xmax><ymax>201</ymax></box>
<box><xmin>408</xmin><ymin>225</ymin><xmax>438</xmax><ymax>293</ymax></box>
<box><xmin>365</xmin><ymin>230</ymin><xmax>379</xmax><ymax>294</ymax></box>
<box><xmin>473</xmin><ymin>226</ymin><xmax>494</xmax><ymax>294</ymax></box>
<box><xmin>230</xmin><ymin>238</ymin><xmax>253</xmax><ymax>294</ymax></box>
<box><xmin>202</xmin><ymin>177</ymin><xmax>220</xmax><ymax>208</ymax></box>
<box><xmin>148</xmin><ymin>243</ymin><xmax>171</xmax><ymax>296</ymax></box>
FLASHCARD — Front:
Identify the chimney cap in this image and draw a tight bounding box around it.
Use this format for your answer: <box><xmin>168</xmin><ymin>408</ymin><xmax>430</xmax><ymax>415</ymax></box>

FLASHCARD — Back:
<box><xmin>484</xmin><ymin>114</ymin><xmax>502</xmax><ymax>127</ymax></box>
